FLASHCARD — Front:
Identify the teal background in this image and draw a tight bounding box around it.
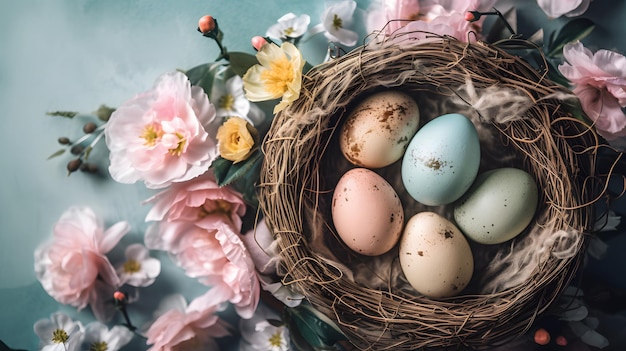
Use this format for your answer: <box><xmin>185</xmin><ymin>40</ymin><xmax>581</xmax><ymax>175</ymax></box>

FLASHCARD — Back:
<box><xmin>1</xmin><ymin>0</ymin><xmax>625</xmax><ymax>350</ymax></box>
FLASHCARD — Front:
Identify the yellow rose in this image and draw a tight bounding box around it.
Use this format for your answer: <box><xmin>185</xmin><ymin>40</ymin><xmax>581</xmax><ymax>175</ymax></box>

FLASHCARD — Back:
<box><xmin>216</xmin><ymin>117</ymin><xmax>257</xmax><ymax>163</ymax></box>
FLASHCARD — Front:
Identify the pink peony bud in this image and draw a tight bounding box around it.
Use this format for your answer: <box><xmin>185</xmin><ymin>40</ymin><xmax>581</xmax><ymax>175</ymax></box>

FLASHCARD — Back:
<box><xmin>198</xmin><ymin>15</ymin><xmax>216</xmax><ymax>34</ymax></box>
<box><xmin>251</xmin><ymin>36</ymin><xmax>268</xmax><ymax>51</ymax></box>
<box><xmin>555</xmin><ymin>335</ymin><xmax>567</xmax><ymax>347</ymax></box>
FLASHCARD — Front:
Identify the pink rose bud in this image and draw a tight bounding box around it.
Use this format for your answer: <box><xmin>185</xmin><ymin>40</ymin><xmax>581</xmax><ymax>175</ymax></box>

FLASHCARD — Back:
<box><xmin>533</xmin><ymin>328</ymin><xmax>550</xmax><ymax>345</ymax></box>
<box><xmin>555</xmin><ymin>335</ymin><xmax>567</xmax><ymax>347</ymax></box>
<box><xmin>251</xmin><ymin>36</ymin><xmax>268</xmax><ymax>51</ymax></box>
<box><xmin>113</xmin><ymin>291</ymin><xmax>126</xmax><ymax>301</ymax></box>
<box><xmin>465</xmin><ymin>11</ymin><xmax>480</xmax><ymax>22</ymax></box>
<box><xmin>198</xmin><ymin>15</ymin><xmax>216</xmax><ymax>34</ymax></box>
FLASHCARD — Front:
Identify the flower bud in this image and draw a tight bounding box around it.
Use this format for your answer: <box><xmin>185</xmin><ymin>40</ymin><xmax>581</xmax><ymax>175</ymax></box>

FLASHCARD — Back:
<box><xmin>533</xmin><ymin>328</ymin><xmax>550</xmax><ymax>345</ymax></box>
<box><xmin>113</xmin><ymin>291</ymin><xmax>126</xmax><ymax>301</ymax></box>
<box><xmin>57</xmin><ymin>137</ymin><xmax>71</xmax><ymax>145</ymax></box>
<box><xmin>80</xmin><ymin>162</ymin><xmax>99</xmax><ymax>173</ymax></box>
<box><xmin>198</xmin><ymin>15</ymin><xmax>216</xmax><ymax>34</ymax></box>
<box><xmin>96</xmin><ymin>105</ymin><xmax>115</xmax><ymax>122</ymax></box>
<box><xmin>70</xmin><ymin>144</ymin><xmax>84</xmax><ymax>155</ymax></box>
<box><xmin>555</xmin><ymin>335</ymin><xmax>567</xmax><ymax>346</ymax></box>
<box><xmin>465</xmin><ymin>11</ymin><xmax>480</xmax><ymax>22</ymax></box>
<box><xmin>251</xmin><ymin>36</ymin><xmax>268</xmax><ymax>51</ymax></box>
<box><xmin>67</xmin><ymin>159</ymin><xmax>82</xmax><ymax>174</ymax></box>
<box><xmin>83</xmin><ymin>122</ymin><xmax>97</xmax><ymax>134</ymax></box>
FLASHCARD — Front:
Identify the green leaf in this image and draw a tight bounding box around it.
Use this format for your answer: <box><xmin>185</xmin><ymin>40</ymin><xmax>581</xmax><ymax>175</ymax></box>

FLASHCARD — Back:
<box><xmin>547</xmin><ymin>18</ymin><xmax>595</xmax><ymax>57</ymax></box>
<box><xmin>287</xmin><ymin>304</ymin><xmax>347</xmax><ymax>350</ymax></box>
<box><xmin>47</xmin><ymin>148</ymin><xmax>66</xmax><ymax>160</ymax></box>
<box><xmin>185</xmin><ymin>62</ymin><xmax>224</xmax><ymax>98</ymax></box>
<box><xmin>212</xmin><ymin>150</ymin><xmax>263</xmax><ymax>187</ymax></box>
<box><xmin>228</xmin><ymin>51</ymin><xmax>258</xmax><ymax>77</ymax></box>
<box><xmin>46</xmin><ymin>111</ymin><xmax>78</xmax><ymax>118</ymax></box>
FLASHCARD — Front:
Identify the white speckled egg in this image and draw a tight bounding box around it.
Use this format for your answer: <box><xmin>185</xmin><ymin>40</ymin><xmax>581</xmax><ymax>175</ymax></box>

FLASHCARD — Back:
<box><xmin>401</xmin><ymin>113</ymin><xmax>480</xmax><ymax>206</ymax></box>
<box><xmin>331</xmin><ymin>168</ymin><xmax>404</xmax><ymax>256</ymax></box>
<box><xmin>453</xmin><ymin>167</ymin><xmax>539</xmax><ymax>245</ymax></box>
<box><xmin>399</xmin><ymin>212</ymin><xmax>474</xmax><ymax>298</ymax></box>
<box><xmin>340</xmin><ymin>90</ymin><xmax>420</xmax><ymax>168</ymax></box>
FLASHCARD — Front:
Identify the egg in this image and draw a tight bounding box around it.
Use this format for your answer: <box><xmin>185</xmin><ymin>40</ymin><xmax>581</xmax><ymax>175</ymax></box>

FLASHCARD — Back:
<box><xmin>401</xmin><ymin>113</ymin><xmax>480</xmax><ymax>206</ymax></box>
<box><xmin>453</xmin><ymin>167</ymin><xmax>539</xmax><ymax>245</ymax></box>
<box><xmin>399</xmin><ymin>212</ymin><xmax>474</xmax><ymax>298</ymax></box>
<box><xmin>331</xmin><ymin>168</ymin><xmax>404</xmax><ymax>256</ymax></box>
<box><xmin>340</xmin><ymin>90</ymin><xmax>420</xmax><ymax>168</ymax></box>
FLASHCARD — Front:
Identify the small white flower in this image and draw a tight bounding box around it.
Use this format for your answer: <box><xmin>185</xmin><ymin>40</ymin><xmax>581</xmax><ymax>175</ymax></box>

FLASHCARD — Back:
<box><xmin>321</xmin><ymin>0</ymin><xmax>359</xmax><ymax>47</ymax></box>
<box><xmin>34</xmin><ymin>312</ymin><xmax>83</xmax><ymax>351</ymax></box>
<box><xmin>116</xmin><ymin>243</ymin><xmax>161</xmax><ymax>287</ymax></box>
<box><xmin>240</xmin><ymin>304</ymin><xmax>290</xmax><ymax>351</ymax></box>
<box><xmin>82</xmin><ymin>322</ymin><xmax>134</xmax><ymax>351</ymax></box>
<box><xmin>260</xmin><ymin>275</ymin><xmax>303</xmax><ymax>308</ymax></box>
<box><xmin>266</xmin><ymin>13</ymin><xmax>311</xmax><ymax>40</ymax></box>
<box><xmin>212</xmin><ymin>75</ymin><xmax>251</xmax><ymax>120</ymax></box>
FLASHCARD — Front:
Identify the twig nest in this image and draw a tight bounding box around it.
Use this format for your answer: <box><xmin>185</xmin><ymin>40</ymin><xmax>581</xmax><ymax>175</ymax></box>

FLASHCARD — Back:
<box><xmin>258</xmin><ymin>34</ymin><xmax>600</xmax><ymax>350</ymax></box>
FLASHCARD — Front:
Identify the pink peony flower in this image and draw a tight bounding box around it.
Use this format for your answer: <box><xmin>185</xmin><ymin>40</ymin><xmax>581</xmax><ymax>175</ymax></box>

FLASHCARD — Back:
<box><xmin>367</xmin><ymin>0</ymin><xmax>495</xmax><ymax>42</ymax></box>
<box><xmin>34</xmin><ymin>207</ymin><xmax>130</xmax><ymax>322</ymax></box>
<box><xmin>144</xmin><ymin>292</ymin><xmax>231</xmax><ymax>351</ymax></box>
<box><xmin>537</xmin><ymin>0</ymin><xmax>592</xmax><ymax>18</ymax></box>
<box><xmin>145</xmin><ymin>220</ymin><xmax>261</xmax><ymax>319</ymax></box>
<box><xmin>559</xmin><ymin>41</ymin><xmax>626</xmax><ymax>146</ymax></box>
<box><xmin>145</xmin><ymin>172</ymin><xmax>247</xmax><ymax>232</ymax></box>
<box><xmin>104</xmin><ymin>71</ymin><xmax>218</xmax><ymax>189</ymax></box>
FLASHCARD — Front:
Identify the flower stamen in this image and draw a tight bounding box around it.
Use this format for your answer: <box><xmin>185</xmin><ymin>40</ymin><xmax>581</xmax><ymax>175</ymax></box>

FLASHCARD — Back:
<box><xmin>52</xmin><ymin>329</ymin><xmax>69</xmax><ymax>344</ymax></box>
<box><xmin>123</xmin><ymin>259</ymin><xmax>142</xmax><ymax>273</ymax></box>
<box><xmin>268</xmin><ymin>330</ymin><xmax>284</xmax><ymax>348</ymax></box>
<box><xmin>168</xmin><ymin>133</ymin><xmax>187</xmax><ymax>156</ymax></box>
<box><xmin>260</xmin><ymin>58</ymin><xmax>294</xmax><ymax>96</ymax></box>
<box><xmin>332</xmin><ymin>14</ymin><xmax>343</xmax><ymax>30</ymax></box>
<box><xmin>90</xmin><ymin>341</ymin><xmax>109</xmax><ymax>351</ymax></box>
<box><xmin>218</xmin><ymin>94</ymin><xmax>235</xmax><ymax>110</ymax></box>
<box><xmin>141</xmin><ymin>125</ymin><xmax>163</xmax><ymax>146</ymax></box>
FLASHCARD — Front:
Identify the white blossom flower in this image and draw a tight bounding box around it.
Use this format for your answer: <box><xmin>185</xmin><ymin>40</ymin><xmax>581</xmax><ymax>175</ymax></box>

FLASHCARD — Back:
<box><xmin>320</xmin><ymin>0</ymin><xmax>359</xmax><ymax>47</ymax></box>
<box><xmin>212</xmin><ymin>75</ymin><xmax>251</xmax><ymax>120</ymax></box>
<box><xmin>266</xmin><ymin>13</ymin><xmax>311</xmax><ymax>40</ymax></box>
<box><xmin>82</xmin><ymin>322</ymin><xmax>134</xmax><ymax>351</ymax></box>
<box><xmin>240</xmin><ymin>304</ymin><xmax>290</xmax><ymax>351</ymax></box>
<box><xmin>260</xmin><ymin>275</ymin><xmax>303</xmax><ymax>308</ymax></box>
<box><xmin>34</xmin><ymin>312</ymin><xmax>84</xmax><ymax>351</ymax></box>
<box><xmin>537</xmin><ymin>0</ymin><xmax>592</xmax><ymax>18</ymax></box>
<box><xmin>116</xmin><ymin>243</ymin><xmax>161</xmax><ymax>287</ymax></box>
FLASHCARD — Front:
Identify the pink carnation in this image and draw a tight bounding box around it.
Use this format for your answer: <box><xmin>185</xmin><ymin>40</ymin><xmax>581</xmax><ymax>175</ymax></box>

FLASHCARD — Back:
<box><xmin>559</xmin><ymin>41</ymin><xmax>626</xmax><ymax>147</ymax></box>
<box><xmin>104</xmin><ymin>71</ymin><xmax>218</xmax><ymax>189</ymax></box>
<box><xmin>144</xmin><ymin>172</ymin><xmax>247</xmax><ymax>232</ymax></box>
<box><xmin>537</xmin><ymin>0</ymin><xmax>592</xmax><ymax>18</ymax></box>
<box><xmin>146</xmin><ymin>220</ymin><xmax>260</xmax><ymax>319</ymax></box>
<box><xmin>34</xmin><ymin>207</ymin><xmax>129</xmax><ymax>321</ymax></box>
<box><xmin>144</xmin><ymin>292</ymin><xmax>231</xmax><ymax>351</ymax></box>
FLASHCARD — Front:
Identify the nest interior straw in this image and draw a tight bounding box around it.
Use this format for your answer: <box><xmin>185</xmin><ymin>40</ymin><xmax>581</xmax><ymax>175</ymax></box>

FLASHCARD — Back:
<box><xmin>258</xmin><ymin>34</ymin><xmax>604</xmax><ymax>350</ymax></box>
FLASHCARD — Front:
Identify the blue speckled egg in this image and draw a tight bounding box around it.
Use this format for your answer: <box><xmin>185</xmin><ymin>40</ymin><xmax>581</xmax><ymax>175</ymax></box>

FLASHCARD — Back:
<box><xmin>401</xmin><ymin>113</ymin><xmax>480</xmax><ymax>206</ymax></box>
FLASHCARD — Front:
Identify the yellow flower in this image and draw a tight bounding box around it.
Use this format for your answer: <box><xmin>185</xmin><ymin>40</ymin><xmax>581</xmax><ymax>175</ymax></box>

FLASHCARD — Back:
<box><xmin>243</xmin><ymin>42</ymin><xmax>305</xmax><ymax>114</ymax></box>
<box><xmin>216</xmin><ymin>117</ymin><xmax>257</xmax><ymax>163</ymax></box>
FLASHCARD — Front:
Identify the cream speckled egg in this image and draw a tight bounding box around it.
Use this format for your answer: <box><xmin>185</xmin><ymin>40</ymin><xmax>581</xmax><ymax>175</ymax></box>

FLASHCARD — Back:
<box><xmin>340</xmin><ymin>91</ymin><xmax>420</xmax><ymax>168</ymax></box>
<box><xmin>331</xmin><ymin>168</ymin><xmax>404</xmax><ymax>256</ymax></box>
<box><xmin>399</xmin><ymin>212</ymin><xmax>474</xmax><ymax>298</ymax></box>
